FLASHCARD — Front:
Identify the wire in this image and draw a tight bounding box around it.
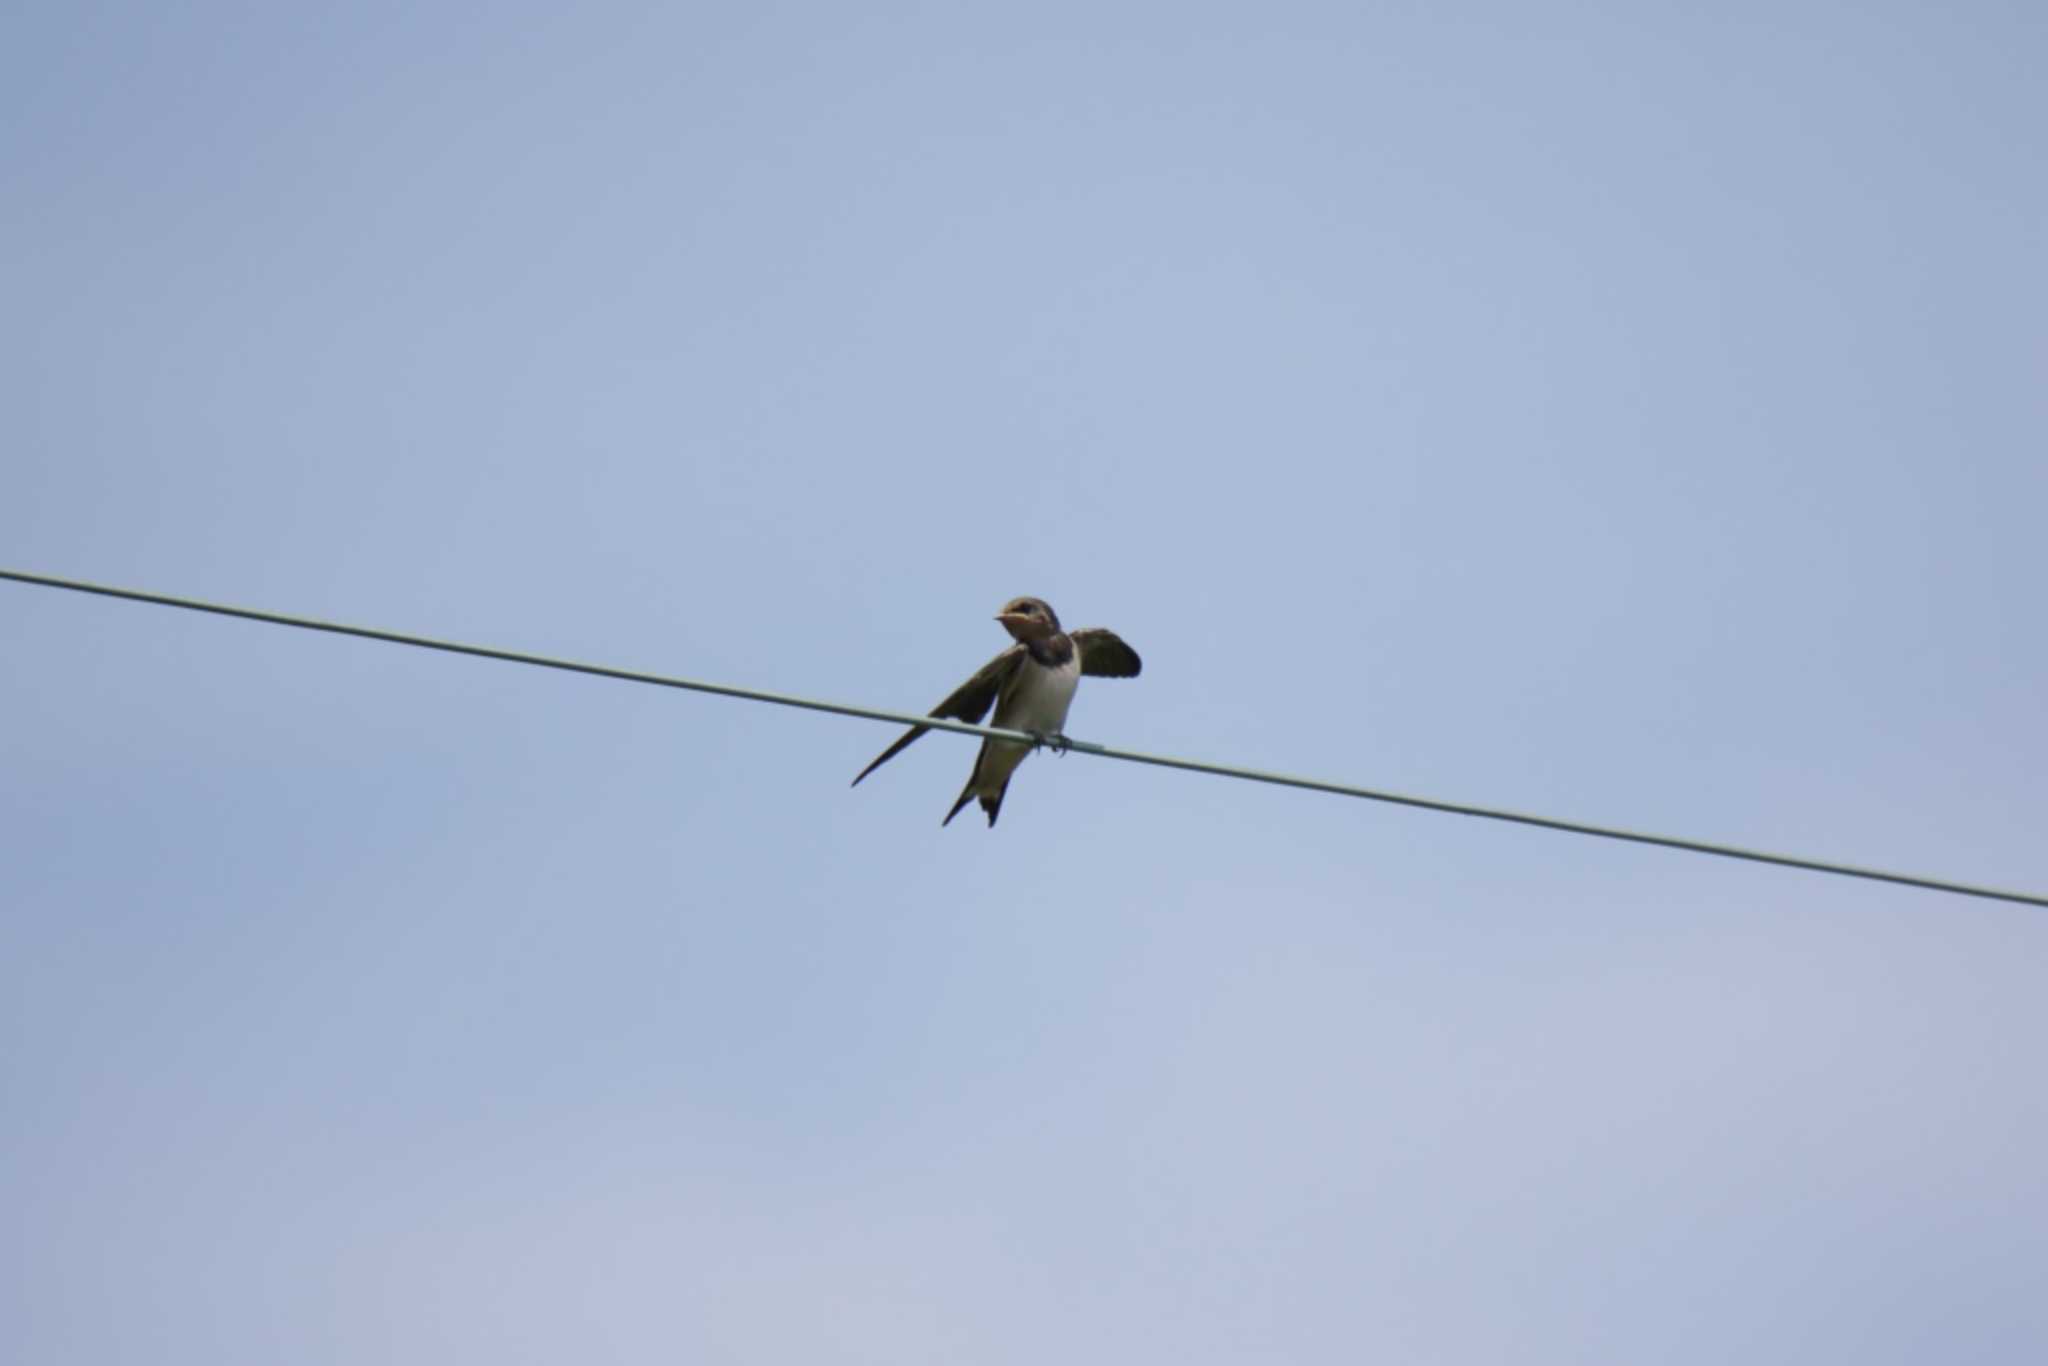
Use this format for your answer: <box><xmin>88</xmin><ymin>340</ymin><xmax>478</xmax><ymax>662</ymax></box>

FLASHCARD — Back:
<box><xmin>4</xmin><ymin>565</ymin><xmax>2043</xmax><ymax>909</ymax></box>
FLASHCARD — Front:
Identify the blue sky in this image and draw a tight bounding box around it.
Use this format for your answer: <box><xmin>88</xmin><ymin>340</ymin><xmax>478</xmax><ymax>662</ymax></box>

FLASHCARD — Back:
<box><xmin>5</xmin><ymin>3</ymin><xmax>2045</xmax><ymax>1362</ymax></box>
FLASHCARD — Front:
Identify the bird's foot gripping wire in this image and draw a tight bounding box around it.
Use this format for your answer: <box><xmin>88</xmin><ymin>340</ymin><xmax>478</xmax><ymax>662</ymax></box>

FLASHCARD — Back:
<box><xmin>1028</xmin><ymin>730</ymin><xmax>1073</xmax><ymax>757</ymax></box>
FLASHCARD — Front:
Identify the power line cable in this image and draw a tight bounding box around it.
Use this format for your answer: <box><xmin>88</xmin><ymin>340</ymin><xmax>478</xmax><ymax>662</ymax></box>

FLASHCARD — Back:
<box><xmin>4</xmin><ymin>566</ymin><xmax>2042</xmax><ymax>910</ymax></box>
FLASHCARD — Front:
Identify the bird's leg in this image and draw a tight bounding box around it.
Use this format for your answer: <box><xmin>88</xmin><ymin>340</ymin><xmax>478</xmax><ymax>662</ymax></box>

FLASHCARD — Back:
<box><xmin>1027</xmin><ymin>730</ymin><xmax>1073</xmax><ymax>756</ymax></box>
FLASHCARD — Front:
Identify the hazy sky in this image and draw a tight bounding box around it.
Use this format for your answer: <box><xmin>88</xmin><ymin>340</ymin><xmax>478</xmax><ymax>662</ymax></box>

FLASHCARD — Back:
<box><xmin>5</xmin><ymin>3</ymin><xmax>2045</xmax><ymax>1363</ymax></box>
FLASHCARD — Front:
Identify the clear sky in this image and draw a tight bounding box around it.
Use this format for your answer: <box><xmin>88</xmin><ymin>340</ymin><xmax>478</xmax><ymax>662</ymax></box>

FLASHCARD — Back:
<box><xmin>5</xmin><ymin>3</ymin><xmax>2045</xmax><ymax>1362</ymax></box>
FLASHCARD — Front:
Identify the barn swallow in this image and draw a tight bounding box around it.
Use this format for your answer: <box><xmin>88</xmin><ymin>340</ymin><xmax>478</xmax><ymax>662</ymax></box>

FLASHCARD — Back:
<box><xmin>851</xmin><ymin>596</ymin><xmax>1142</xmax><ymax>827</ymax></box>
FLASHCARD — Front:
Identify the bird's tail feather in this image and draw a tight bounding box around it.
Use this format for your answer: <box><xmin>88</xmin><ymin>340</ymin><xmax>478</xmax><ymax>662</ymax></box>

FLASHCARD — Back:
<box><xmin>942</xmin><ymin>774</ymin><xmax>1007</xmax><ymax>828</ymax></box>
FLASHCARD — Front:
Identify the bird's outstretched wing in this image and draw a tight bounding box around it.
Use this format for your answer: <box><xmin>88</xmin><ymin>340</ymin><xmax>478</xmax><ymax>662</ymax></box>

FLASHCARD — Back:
<box><xmin>850</xmin><ymin>644</ymin><xmax>1025</xmax><ymax>786</ymax></box>
<box><xmin>1071</xmin><ymin>628</ymin><xmax>1142</xmax><ymax>679</ymax></box>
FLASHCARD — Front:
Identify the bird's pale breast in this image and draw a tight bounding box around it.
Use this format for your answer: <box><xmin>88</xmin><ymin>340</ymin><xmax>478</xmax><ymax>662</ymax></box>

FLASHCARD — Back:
<box><xmin>977</xmin><ymin>652</ymin><xmax>1081</xmax><ymax>794</ymax></box>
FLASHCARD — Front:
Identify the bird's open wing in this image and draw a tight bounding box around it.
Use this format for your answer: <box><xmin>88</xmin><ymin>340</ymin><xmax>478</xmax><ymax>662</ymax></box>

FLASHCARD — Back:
<box><xmin>850</xmin><ymin>644</ymin><xmax>1024</xmax><ymax>786</ymax></box>
<box><xmin>1071</xmin><ymin>628</ymin><xmax>1142</xmax><ymax>679</ymax></box>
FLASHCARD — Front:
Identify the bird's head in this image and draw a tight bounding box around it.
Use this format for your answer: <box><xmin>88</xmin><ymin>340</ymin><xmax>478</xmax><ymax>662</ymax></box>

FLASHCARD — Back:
<box><xmin>995</xmin><ymin>596</ymin><xmax>1061</xmax><ymax>642</ymax></box>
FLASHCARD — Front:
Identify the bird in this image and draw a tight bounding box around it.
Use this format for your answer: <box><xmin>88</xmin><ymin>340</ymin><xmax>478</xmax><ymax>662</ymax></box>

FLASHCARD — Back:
<box><xmin>851</xmin><ymin>596</ymin><xmax>1142</xmax><ymax>827</ymax></box>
